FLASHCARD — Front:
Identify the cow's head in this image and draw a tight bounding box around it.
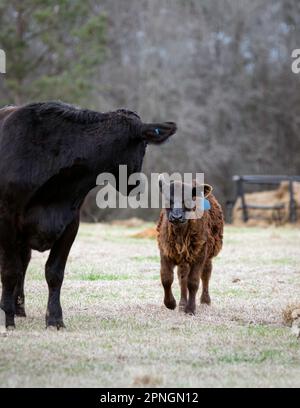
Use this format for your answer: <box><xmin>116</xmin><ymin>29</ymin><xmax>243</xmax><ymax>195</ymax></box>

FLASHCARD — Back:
<box><xmin>113</xmin><ymin>109</ymin><xmax>177</xmax><ymax>194</ymax></box>
<box><xmin>116</xmin><ymin>108</ymin><xmax>177</xmax><ymax>145</ymax></box>
<box><xmin>158</xmin><ymin>175</ymin><xmax>213</xmax><ymax>226</ymax></box>
<box><xmin>116</xmin><ymin>108</ymin><xmax>176</xmax><ymax>141</ymax></box>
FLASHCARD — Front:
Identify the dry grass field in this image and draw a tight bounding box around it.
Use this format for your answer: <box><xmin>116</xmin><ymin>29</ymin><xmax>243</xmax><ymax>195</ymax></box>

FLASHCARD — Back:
<box><xmin>0</xmin><ymin>223</ymin><xmax>300</xmax><ymax>388</ymax></box>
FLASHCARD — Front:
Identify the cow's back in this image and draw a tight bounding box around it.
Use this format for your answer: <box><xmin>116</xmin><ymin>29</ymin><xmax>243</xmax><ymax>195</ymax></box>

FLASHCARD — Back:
<box><xmin>0</xmin><ymin>103</ymin><xmax>93</xmax><ymax>210</ymax></box>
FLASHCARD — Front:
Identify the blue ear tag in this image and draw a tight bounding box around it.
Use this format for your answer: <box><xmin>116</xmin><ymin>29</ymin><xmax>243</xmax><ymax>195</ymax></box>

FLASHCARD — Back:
<box><xmin>155</xmin><ymin>128</ymin><xmax>160</xmax><ymax>135</ymax></box>
<box><xmin>203</xmin><ymin>198</ymin><xmax>211</xmax><ymax>211</ymax></box>
<box><xmin>199</xmin><ymin>195</ymin><xmax>211</xmax><ymax>211</ymax></box>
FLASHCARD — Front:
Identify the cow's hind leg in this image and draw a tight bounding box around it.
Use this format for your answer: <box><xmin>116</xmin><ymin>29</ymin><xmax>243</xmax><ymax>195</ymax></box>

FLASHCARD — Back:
<box><xmin>14</xmin><ymin>244</ymin><xmax>31</xmax><ymax>317</ymax></box>
<box><xmin>200</xmin><ymin>260</ymin><xmax>212</xmax><ymax>305</ymax></box>
<box><xmin>45</xmin><ymin>215</ymin><xmax>79</xmax><ymax>330</ymax></box>
<box><xmin>0</xmin><ymin>218</ymin><xmax>23</xmax><ymax>329</ymax></box>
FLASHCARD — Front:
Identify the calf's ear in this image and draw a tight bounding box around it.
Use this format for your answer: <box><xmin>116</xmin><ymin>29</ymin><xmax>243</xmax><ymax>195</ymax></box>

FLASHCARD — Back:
<box><xmin>203</xmin><ymin>184</ymin><xmax>213</xmax><ymax>198</ymax></box>
<box><xmin>192</xmin><ymin>180</ymin><xmax>213</xmax><ymax>198</ymax></box>
<box><xmin>141</xmin><ymin>122</ymin><xmax>177</xmax><ymax>144</ymax></box>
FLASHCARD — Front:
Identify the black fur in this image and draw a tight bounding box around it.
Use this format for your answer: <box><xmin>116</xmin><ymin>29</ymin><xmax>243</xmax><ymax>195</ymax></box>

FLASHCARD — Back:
<box><xmin>0</xmin><ymin>101</ymin><xmax>177</xmax><ymax>329</ymax></box>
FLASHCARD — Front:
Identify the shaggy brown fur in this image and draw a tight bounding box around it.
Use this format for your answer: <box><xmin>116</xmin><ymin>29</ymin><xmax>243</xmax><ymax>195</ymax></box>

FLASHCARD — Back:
<box><xmin>157</xmin><ymin>182</ymin><xmax>224</xmax><ymax>314</ymax></box>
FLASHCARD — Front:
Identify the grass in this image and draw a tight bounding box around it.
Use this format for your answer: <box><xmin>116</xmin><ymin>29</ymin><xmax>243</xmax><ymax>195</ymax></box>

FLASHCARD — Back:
<box><xmin>80</xmin><ymin>272</ymin><xmax>131</xmax><ymax>281</ymax></box>
<box><xmin>131</xmin><ymin>255</ymin><xmax>160</xmax><ymax>263</ymax></box>
<box><xmin>0</xmin><ymin>223</ymin><xmax>300</xmax><ymax>388</ymax></box>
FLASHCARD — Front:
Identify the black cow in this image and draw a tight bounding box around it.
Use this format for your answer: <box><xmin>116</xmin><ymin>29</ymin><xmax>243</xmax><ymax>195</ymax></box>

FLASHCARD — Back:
<box><xmin>0</xmin><ymin>101</ymin><xmax>176</xmax><ymax>330</ymax></box>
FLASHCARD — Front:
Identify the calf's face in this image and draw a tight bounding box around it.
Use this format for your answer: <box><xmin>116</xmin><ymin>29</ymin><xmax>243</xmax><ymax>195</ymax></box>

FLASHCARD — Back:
<box><xmin>159</xmin><ymin>176</ymin><xmax>212</xmax><ymax>226</ymax></box>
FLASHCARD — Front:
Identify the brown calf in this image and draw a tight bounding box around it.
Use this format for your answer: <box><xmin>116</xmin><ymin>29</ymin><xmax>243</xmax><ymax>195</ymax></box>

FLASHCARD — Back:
<box><xmin>157</xmin><ymin>177</ymin><xmax>224</xmax><ymax>314</ymax></box>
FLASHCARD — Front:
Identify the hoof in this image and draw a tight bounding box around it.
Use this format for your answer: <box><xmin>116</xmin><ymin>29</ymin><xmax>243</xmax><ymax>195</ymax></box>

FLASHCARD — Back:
<box><xmin>46</xmin><ymin>318</ymin><xmax>66</xmax><ymax>331</ymax></box>
<box><xmin>47</xmin><ymin>326</ymin><xmax>58</xmax><ymax>332</ymax></box>
<box><xmin>6</xmin><ymin>325</ymin><xmax>15</xmax><ymax>331</ymax></box>
<box><xmin>179</xmin><ymin>300</ymin><xmax>187</xmax><ymax>310</ymax></box>
<box><xmin>184</xmin><ymin>306</ymin><xmax>195</xmax><ymax>315</ymax></box>
<box><xmin>200</xmin><ymin>294</ymin><xmax>211</xmax><ymax>305</ymax></box>
<box><xmin>164</xmin><ymin>297</ymin><xmax>176</xmax><ymax>310</ymax></box>
<box><xmin>46</xmin><ymin>325</ymin><xmax>66</xmax><ymax>331</ymax></box>
<box><xmin>15</xmin><ymin>309</ymin><xmax>27</xmax><ymax>318</ymax></box>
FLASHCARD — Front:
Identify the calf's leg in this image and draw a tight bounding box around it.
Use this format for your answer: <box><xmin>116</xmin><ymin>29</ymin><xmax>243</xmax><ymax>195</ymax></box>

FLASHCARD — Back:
<box><xmin>201</xmin><ymin>260</ymin><xmax>212</xmax><ymax>305</ymax></box>
<box><xmin>177</xmin><ymin>265</ymin><xmax>189</xmax><ymax>309</ymax></box>
<box><xmin>160</xmin><ymin>256</ymin><xmax>176</xmax><ymax>310</ymax></box>
<box><xmin>45</xmin><ymin>215</ymin><xmax>79</xmax><ymax>329</ymax></box>
<box><xmin>185</xmin><ymin>263</ymin><xmax>201</xmax><ymax>315</ymax></box>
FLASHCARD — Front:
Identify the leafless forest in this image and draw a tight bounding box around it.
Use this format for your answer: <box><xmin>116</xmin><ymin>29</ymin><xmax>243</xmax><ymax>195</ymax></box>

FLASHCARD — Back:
<box><xmin>1</xmin><ymin>0</ymin><xmax>300</xmax><ymax>221</ymax></box>
<box><xmin>83</xmin><ymin>0</ymin><xmax>300</xmax><ymax>221</ymax></box>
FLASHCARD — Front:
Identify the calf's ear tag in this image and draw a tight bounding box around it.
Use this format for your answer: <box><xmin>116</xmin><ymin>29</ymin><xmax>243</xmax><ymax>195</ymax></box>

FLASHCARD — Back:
<box><xmin>199</xmin><ymin>197</ymin><xmax>211</xmax><ymax>211</ymax></box>
<box><xmin>204</xmin><ymin>198</ymin><xmax>211</xmax><ymax>211</ymax></box>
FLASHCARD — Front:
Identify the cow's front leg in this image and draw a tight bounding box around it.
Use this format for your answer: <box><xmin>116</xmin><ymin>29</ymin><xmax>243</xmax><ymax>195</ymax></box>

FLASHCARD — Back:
<box><xmin>1</xmin><ymin>261</ymin><xmax>21</xmax><ymax>329</ymax></box>
<box><xmin>0</xmin><ymin>218</ymin><xmax>24</xmax><ymax>329</ymax></box>
<box><xmin>45</xmin><ymin>215</ymin><xmax>79</xmax><ymax>330</ymax></box>
<box><xmin>13</xmin><ymin>245</ymin><xmax>31</xmax><ymax>317</ymax></box>
<box><xmin>160</xmin><ymin>256</ymin><xmax>176</xmax><ymax>310</ymax></box>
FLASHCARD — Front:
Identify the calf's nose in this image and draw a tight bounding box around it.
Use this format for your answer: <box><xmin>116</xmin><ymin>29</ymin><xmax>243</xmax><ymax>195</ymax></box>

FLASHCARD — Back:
<box><xmin>169</xmin><ymin>210</ymin><xmax>184</xmax><ymax>223</ymax></box>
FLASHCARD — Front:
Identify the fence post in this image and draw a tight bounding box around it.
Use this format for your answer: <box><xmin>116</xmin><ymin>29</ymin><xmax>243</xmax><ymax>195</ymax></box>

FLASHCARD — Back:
<box><xmin>289</xmin><ymin>179</ymin><xmax>297</xmax><ymax>223</ymax></box>
<box><xmin>234</xmin><ymin>176</ymin><xmax>248</xmax><ymax>223</ymax></box>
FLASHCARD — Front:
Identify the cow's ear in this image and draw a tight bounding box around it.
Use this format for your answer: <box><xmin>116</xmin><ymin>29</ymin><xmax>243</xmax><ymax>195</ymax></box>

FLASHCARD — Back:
<box><xmin>141</xmin><ymin>122</ymin><xmax>177</xmax><ymax>144</ymax></box>
<box><xmin>192</xmin><ymin>181</ymin><xmax>213</xmax><ymax>198</ymax></box>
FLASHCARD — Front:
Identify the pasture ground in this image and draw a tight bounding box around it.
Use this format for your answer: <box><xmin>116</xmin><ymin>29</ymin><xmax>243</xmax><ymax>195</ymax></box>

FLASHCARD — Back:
<box><xmin>0</xmin><ymin>223</ymin><xmax>300</xmax><ymax>388</ymax></box>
